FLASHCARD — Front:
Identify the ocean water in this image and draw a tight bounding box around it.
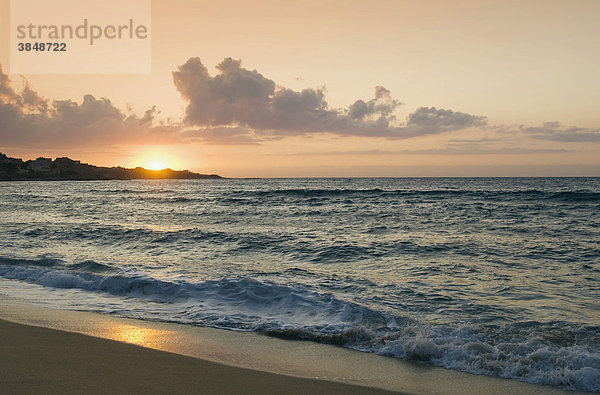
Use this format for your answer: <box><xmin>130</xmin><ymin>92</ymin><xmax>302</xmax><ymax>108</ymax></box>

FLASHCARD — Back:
<box><xmin>0</xmin><ymin>178</ymin><xmax>598</xmax><ymax>391</ymax></box>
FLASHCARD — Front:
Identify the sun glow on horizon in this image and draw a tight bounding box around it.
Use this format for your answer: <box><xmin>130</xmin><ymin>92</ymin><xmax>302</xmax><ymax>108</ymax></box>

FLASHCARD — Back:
<box><xmin>130</xmin><ymin>148</ymin><xmax>183</xmax><ymax>171</ymax></box>
<box><xmin>146</xmin><ymin>159</ymin><xmax>166</xmax><ymax>170</ymax></box>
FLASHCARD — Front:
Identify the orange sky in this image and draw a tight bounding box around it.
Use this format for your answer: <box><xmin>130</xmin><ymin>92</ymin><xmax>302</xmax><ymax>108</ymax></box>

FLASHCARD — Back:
<box><xmin>1</xmin><ymin>0</ymin><xmax>599</xmax><ymax>176</ymax></box>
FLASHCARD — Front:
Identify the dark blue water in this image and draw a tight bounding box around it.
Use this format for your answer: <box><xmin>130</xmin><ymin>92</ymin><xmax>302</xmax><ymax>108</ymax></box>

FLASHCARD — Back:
<box><xmin>0</xmin><ymin>178</ymin><xmax>598</xmax><ymax>390</ymax></box>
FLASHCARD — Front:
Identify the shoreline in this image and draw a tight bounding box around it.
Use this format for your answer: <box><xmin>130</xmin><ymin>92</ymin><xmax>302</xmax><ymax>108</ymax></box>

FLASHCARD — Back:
<box><xmin>0</xmin><ymin>296</ymin><xmax>579</xmax><ymax>394</ymax></box>
<box><xmin>0</xmin><ymin>318</ymin><xmax>393</xmax><ymax>394</ymax></box>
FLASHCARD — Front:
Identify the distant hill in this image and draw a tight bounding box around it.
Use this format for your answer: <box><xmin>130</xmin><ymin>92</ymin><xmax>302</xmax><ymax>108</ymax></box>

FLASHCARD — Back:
<box><xmin>0</xmin><ymin>153</ymin><xmax>222</xmax><ymax>180</ymax></box>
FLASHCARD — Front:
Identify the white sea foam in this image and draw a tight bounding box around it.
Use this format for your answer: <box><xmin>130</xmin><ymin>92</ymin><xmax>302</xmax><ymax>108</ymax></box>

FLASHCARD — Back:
<box><xmin>0</xmin><ymin>259</ymin><xmax>598</xmax><ymax>391</ymax></box>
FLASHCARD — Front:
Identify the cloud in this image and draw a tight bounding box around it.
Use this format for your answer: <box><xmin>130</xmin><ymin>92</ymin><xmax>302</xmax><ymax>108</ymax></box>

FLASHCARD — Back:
<box><xmin>5</xmin><ymin>58</ymin><xmax>596</xmax><ymax>152</ymax></box>
<box><xmin>173</xmin><ymin>57</ymin><xmax>486</xmax><ymax>140</ymax></box>
<box><xmin>0</xmin><ymin>65</ymin><xmax>178</xmax><ymax>149</ymax></box>
<box><xmin>0</xmin><ymin>67</ymin><xmax>17</xmax><ymax>102</ymax></box>
<box><xmin>401</xmin><ymin>107</ymin><xmax>487</xmax><ymax>138</ymax></box>
<box><xmin>521</xmin><ymin>122</ymin><xmax>600</xmax><ymax>142</ymax></box>
<box><xmin>0</xmin><ymin>68</ymin><xmax>48</xmax><ymax>114</ymax></box>
<box><xmin>1</xmin><ymin>59</ymin><xmax>490</xmax><ymax>149</ymax></box>
<box><xmin>347</xmin><ymin>86</ymin><xmax>401</xmax><ymax>120</ymax></box>
<box><xmin>20</xmin><ymin>81</ymin><xmax>48</xmax><ymax>113</ymax></box>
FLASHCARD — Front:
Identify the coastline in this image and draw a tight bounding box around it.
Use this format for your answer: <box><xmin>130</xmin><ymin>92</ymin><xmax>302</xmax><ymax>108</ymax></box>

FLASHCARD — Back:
<box><xmin>0</xmin><ymin>153</ymin><xmax>222</xmax><ymax>181</ymax></box>
<box><xmin>0</xmin><ymin>296</ymin><xmax>580</xmax><ymax>394</ymax></box>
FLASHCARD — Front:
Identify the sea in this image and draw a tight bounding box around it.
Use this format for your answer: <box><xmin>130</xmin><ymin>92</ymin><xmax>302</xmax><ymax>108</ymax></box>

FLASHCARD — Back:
<box><xmin>0</xmin><ymin>177</ymin><xmax>598</xmax><ymax>391</ymax></box>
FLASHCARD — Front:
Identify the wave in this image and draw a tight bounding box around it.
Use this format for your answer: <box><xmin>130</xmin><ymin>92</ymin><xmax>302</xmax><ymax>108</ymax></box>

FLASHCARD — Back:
<box><xmin>0</xmin><ymin>257</ymin><xmax>598</xmax><ymax>391</ymax></box>
<box><xmin>5</xmin><ymin>187</ymin><xmax>599</xmax><ymax>205</ymax></box>
<box><xmin>87</xmin><ymin>188</ymin><xmax>180</xmax><ymax>194</ymax></box>
<box><xmin>224</xmin><ymin>189</ymin><xmax>600</xmax><ymax>203</ymax></box>
<box><xmin>373</xmin><ymin>322</ymin><xmax>600</xmax><ymax>391</ymax></box>
<box><xmin>12</xmin><ymin>225</ymin><xmax>486</xmax><ymax>262</ymax></box>
<box><xmin>132</xmin><ymin>196</ymin><xmax>196</xmax><ymax>203</ymax></box>
<box><xmin>14</xmin><ymin>226</ymin><xmax>282</xmax><ymax>249</ymax></box>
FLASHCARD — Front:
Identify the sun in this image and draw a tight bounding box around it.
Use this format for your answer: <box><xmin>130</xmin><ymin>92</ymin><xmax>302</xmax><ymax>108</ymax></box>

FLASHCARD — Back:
<box><xmin>131</xmin><ymin>148</ymin><xmax>183</xmax><ymax>171</ymax></box>
<box><xmin>146</xmin><ymin>159</ymin><xmax>165</xmax><ymax>170</ymax></box>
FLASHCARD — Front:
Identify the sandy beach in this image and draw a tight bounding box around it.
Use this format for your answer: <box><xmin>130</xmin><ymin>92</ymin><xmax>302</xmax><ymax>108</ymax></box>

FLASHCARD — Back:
<box><xmin>0</xmin><ymin>297</ymin><xmax>578</xmax><ymax>395</ymax></box>
<box><xmin>0</xmin><ymin>318</ymin><xmax>396</xmax><ymax>394</ymax></box>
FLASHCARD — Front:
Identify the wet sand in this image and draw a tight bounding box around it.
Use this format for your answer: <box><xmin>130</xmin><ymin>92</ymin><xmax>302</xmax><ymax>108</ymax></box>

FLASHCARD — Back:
<box><xmin>0</xmin><ymin>319</ymin><xmax>395</xmax><ymax>394</ymax></box>
<box><xmin>0</xmin><ymin>298</ymin><xmax>577</xmax><ymax>394</ymax></box>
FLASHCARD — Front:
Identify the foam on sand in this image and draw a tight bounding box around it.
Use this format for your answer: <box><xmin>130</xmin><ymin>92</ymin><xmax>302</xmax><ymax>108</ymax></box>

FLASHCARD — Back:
<box><xmin>0</xmin><ymin>297</ymin><xmax>580</xmax><ymax>394</ymax></box>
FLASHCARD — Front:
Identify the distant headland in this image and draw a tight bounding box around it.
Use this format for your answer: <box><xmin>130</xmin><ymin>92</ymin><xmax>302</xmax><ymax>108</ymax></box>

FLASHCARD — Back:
<box><xmin>0</xmin><ymin>153</ymin><xmax>222</xmax><ymax>180</ymax></box>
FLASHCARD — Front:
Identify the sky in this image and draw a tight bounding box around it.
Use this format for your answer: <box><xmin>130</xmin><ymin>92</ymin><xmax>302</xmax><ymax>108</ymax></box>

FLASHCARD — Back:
<box><xmin>1</xmin><ymin>0</ymin><xmax>600</xmax><ymax>177</ymax></box>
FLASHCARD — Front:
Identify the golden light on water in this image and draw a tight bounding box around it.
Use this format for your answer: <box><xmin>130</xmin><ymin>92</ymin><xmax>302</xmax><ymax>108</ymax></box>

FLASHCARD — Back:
<box><xmin>109</xmin><ymin>324</ymin><xmax>169</xmax><ymax>348</ymax></box>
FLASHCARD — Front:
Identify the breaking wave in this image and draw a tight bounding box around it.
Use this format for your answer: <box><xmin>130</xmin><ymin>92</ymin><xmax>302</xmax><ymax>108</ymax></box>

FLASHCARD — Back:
<box><xmin>0</xmin><ymin>256</ymin><xmax>598</xmax><ymax>391</ymax></box>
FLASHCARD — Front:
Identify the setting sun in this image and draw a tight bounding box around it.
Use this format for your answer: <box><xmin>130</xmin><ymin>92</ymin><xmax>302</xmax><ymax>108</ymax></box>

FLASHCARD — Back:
<box><xmin>147</xmin><ymin>159</ymin><xmax>165</xmax><ymax>170</ymax></box>
<box><xmin>129</xmin><ymin>148</ymin><xmax>183</xmax><ymax>171</ymax></box>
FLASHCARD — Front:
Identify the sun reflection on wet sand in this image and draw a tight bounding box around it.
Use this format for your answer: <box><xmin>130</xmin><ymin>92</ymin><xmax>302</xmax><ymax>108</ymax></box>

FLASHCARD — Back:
<box><xmin>108</xmin><ymin>324</ymin><xmax>170</xmax><ymax>348</ymax></box>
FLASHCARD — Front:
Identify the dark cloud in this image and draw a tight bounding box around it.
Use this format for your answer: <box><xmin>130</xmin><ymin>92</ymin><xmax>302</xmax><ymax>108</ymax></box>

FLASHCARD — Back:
<box><xmin>374</xmin><ymin>86</ymin><xmax>391</xmax><ymax>99</ymax></box>
<box><xmin>0</xmin><ymin>66</ymin><xmax>17</xmax><ymax>102</ymax></box>
<box><xmin>399</xmin><ymin>107</ymin><xmax>487</xmax><ymax>138</ymax></box>
<box><xmin>8</xmin><ymin>58</ymin><xmax>596</xmax><ymax>151</ymax></box>
<box><xmin>173</xmin><ymin>57</ymin><xmax>486</xmax><ymax>140</ymax></box>
<box><xmin>405</xmin><ymin>107</ymin><xmax>486</xmax><ymax>134</ymax></box>
<box><xmin>1</xmin><ymin>59</ymin><xmax>489</xmax><ymax>149</ymax></box>
<box><xmin>348</xmin><ymin>86</ymin><xmax>401</xmax><ymax>120</ymax></box>
<box><xmin>522</xmin><ymin>122</ymin><xmax>600</xmax><ymax>142</ymax></box>
<box><xmin>0</xmin><ymin>66</ymin><xmax>177</xmax><ymax>149</ymax></box>
<box><xmin>20</xmin><ymin>81</ymin><xmax>48</xmax><ymax>113</ymax></box>
<box><xmin>173</xmin><ymin>57</ymin><xmax>276</xmax><ymax>128</ymax></box>
<box><xmin>0</xmin><ymin>66</ymin><xmax>48</xmax><ymax>114</ymax></box>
